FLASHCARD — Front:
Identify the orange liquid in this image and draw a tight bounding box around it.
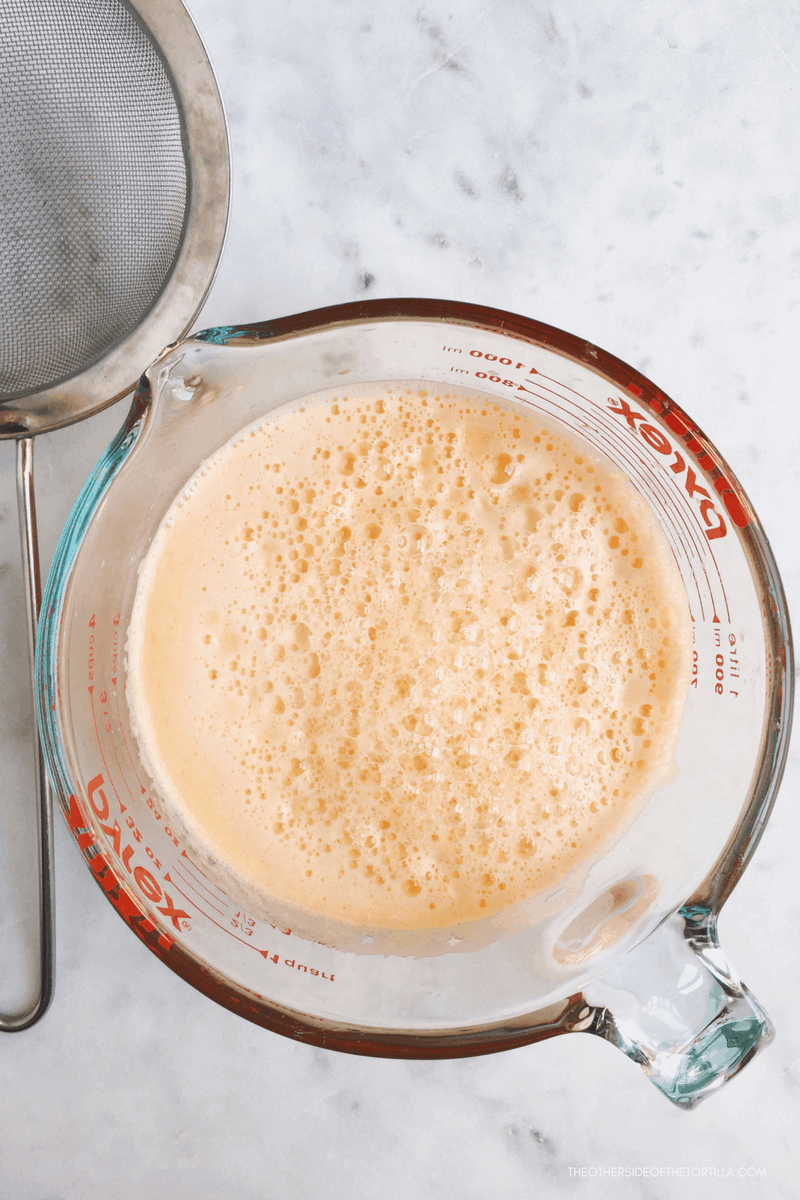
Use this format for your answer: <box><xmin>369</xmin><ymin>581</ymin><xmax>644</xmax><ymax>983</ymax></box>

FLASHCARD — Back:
<box><xmin>128</xmin><ymin>386</ymin><xmax>691</xmax><ymax>929</ymax></box>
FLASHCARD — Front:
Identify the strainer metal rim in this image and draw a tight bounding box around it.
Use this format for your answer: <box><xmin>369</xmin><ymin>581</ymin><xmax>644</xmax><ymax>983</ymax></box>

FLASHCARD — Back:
<box><xmin>0</xmin><ymin>0</ymin><xmax>231</xmax><ymax>439</ymax></box>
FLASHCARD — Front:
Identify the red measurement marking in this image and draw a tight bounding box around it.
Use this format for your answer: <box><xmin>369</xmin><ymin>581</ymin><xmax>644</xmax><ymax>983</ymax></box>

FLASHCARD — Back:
<box><xmin>513</xmin><ymin>371</ymin><xmax>578</xmax><ymax>402</ymax></box>
<box><xmin>177</xmin><ymin>852</ymin><xmax>292</xmax><ymax>936</ymax></box>
<box><xmin>166</xmin><ymin>873</ymin><xmax>271</xmax><ymax>957</ymax></box>
<box><xmin>513</xmin><ymin>382</ymin><xmax>711</xmax><ymax>622</ymax></box>
<box><xmin>178</xmin><ymin>859</ymin><xmax>230</xmax><ymax>906</ymax></box>
<box><xmin>180</xmin><ymin>848</ymin><xmax>211</xmax><ymax>880</ymax></box>
<box><xmin>106</xmin><ymin>716</ymin><xmax>133</xmax><ymax>810</ymax></box>
<box><xmin>88</xmin><ymin>686</ymin><xmax>125</xmax><ymax>813</ymax></box>
<box><xmin>467</xmin><ymin>348</ymin><xmax>744</xmax><ymax>557</ymax></box>
<box><xmin>469</xmin><ymin>346</ymin><xmax>602</xmax><ymax>409</ymax></box>
<box><xmin>470</xmin><ymin>354</ymin><xmax>734</xmax><ymax>621</ymax></box>
<box><xmin>513</xmin><ymin>376</ymin><xmax>733</xmax><ymax>625</ymax></box>
<box><xmin>589</xmin><ymin>413</ymin><xmax>711</xmax><ymax>622</ymax></box>
<box><xmin>171</xmin><ymin>862</ymin><xmax>226</xmax><ymax>915</ymax></box>
<box><xmin>179</xmin><ymin>850</ymin><xmax>230</xmax><ymax>903</ymax></box>
<box><xmin>601</xmin><ymin>401</ymin><xmax>732</xmax><ymax>623</ymax></box>
<box><xmin>601</xmin><ymin>432</ymin><xmax>713</xmax><ymax>621</ymax></box>
<box><xmin>112</xmin><ymin>676</ymin><xmax>147</xmax><ymax>797</ymax></box>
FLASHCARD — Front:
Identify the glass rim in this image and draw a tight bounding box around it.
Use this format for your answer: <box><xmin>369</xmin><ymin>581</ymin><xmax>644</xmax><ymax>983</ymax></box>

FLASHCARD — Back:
<box><xmin>36</xmin><ymin>297</ymin><xmax>795</xmax><ymax>1054</ymax></box>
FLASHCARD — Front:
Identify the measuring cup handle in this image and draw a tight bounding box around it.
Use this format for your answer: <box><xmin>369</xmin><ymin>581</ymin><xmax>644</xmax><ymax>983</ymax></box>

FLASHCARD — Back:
<box><xmin>0</xmin><ymin>438</ymin><xmax>55</xmax><ymax>1032</ymax></box>
<box><xmin>565</xmin><ymin>909</ymin><xmax>773</xmax><ymax>1108</ymax></box>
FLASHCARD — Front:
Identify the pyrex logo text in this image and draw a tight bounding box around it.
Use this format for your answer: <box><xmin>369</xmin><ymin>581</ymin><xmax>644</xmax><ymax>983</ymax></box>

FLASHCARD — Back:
<box><xmin>66</xmin><ymin>775</ymin><xmax>186</xmax><ymax>953</ymax></box>
<box><xmin>608</xmin><ymin>394</ymin><xmax>749</xmax><ymax>541</ymax></box>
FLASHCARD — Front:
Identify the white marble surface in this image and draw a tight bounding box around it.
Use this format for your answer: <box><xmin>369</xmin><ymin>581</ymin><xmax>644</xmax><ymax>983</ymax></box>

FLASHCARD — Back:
<box><xmin>1</xmin><ymin>0</ymin><xmax>799</xmax><ymax>1195</ymax></box>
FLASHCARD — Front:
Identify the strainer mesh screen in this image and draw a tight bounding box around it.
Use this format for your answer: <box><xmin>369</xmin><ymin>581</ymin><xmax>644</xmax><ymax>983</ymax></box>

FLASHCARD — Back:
<box><xmin>0</xmin><ymin>0</ymin><xmax>188</xmax><ymax>399</ymax></box>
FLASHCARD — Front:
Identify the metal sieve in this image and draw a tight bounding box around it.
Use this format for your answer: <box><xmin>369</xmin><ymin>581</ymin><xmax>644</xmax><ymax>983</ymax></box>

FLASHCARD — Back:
<box><xmin>0</xmin><ymin>0</ymin><xmax>230</xmax><ymax>1029</ymax></box>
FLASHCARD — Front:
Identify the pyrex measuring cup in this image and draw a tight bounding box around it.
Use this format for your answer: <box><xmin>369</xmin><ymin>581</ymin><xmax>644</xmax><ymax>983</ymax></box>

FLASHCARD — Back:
<box><xmin>36</xmin><ymin>299</ymin><xmax>793</xmax><ymax>1108</ymax></box>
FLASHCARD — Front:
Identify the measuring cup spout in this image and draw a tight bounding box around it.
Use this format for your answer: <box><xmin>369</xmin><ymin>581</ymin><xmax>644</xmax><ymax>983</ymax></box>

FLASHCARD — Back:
<box><xmin>567</xmin><ymin>908</ymin><xmax>773</xmax><ymax>1108</ymax></box>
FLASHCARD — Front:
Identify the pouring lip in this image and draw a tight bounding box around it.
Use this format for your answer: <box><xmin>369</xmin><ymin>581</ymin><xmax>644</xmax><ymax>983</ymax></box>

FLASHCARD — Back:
<box><xmin>35</xmin><ymin>298</ymin><xmax>794</xmax><ymax>1050</ymax></box>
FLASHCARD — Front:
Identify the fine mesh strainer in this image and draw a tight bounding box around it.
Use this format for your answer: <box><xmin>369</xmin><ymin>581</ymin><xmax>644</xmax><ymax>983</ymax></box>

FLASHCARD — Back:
<box><xmin>0</xmin><ymin>0</ymin><xmax>230</xmax><ymax>1029</ymax></box>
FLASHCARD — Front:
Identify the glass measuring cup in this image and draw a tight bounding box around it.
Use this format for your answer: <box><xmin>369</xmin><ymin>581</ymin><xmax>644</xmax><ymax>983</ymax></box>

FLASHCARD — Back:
<box><xmin>36</xmin><ymin>299</ymin><xmax>793</xmax><ymax>1108</ymax></box>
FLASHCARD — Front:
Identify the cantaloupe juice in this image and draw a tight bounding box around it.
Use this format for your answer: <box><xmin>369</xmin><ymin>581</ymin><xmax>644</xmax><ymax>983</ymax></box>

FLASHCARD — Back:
<box><xmin>128</xmin><ymin>386</ymin><xmax>691</xmax><ymax>929</ymax></box>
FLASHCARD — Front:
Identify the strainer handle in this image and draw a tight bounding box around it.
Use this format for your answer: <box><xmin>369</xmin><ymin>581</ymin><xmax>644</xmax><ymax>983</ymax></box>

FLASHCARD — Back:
<box><xmin>0</xmin><ymin>438</ymin><xmax>55</xmax><ymax>1031</ymax></box>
